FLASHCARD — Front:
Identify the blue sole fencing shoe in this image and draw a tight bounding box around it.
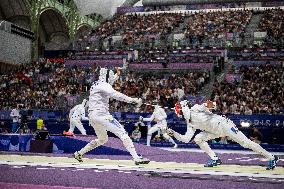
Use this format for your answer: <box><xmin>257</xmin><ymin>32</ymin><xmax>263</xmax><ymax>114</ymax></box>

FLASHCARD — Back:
<box><xmin>266</xmin><ymin>155</ymin><xmax>279</xmax><ymax>170</ymax></box>
<box><xmin>74</xmin><ymin>151</ymin><xmax>83</xmax><ymax>162</ymax></box>
<box><xmin>204</xmin><ymin>158</ymin><xmax>222</xmax><ymax>167</ymax></box>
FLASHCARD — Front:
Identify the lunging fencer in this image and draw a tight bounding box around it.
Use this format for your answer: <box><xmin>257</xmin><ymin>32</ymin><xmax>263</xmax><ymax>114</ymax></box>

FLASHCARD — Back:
<box><xmin>168</xmin><ymin>100</ymin><xmax>279</xmax><ymax>170</ymax></box>
<box><xmin>63</xmin><ymin>99</ymin><xmax>89</xmax><ymax>136</ymax></box>
<box><xmin>140</xmin><ymin>101</ymin><xmax>177</xmax><ymax>148</ymax></box>
<box><xmin>74</xmin><ymin>67</ymin><xmax>150</xmax><ymax>165</ymax></box>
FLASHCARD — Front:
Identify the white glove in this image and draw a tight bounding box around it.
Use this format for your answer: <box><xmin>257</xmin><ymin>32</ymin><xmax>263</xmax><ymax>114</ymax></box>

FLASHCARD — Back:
<box><xmin>132</xmin><ymin>98</ymin><xmax>142</xmax><ymax>106</ymax></box>
<box><xmin>139</xmin><ymin>116</ymin><xmax>143</xmax><ymax>122</ymax></box>
<box><xmin>180</xmin><ymin>100</ymin><xmax>189</xmax><ymax>107</ymax></box>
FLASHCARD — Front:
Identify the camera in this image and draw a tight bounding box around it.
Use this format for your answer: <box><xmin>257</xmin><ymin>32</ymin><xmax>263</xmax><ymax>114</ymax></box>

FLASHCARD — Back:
<box><xmin>19</xmin><ymin>108</ymin><xmax>32</xmax><ymax>133</ymax></box>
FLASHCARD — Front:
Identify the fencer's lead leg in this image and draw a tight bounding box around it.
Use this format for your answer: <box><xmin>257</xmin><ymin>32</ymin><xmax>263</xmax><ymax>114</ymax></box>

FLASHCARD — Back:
<box><xmin>75</xmin><ymin>120</ymin><xmax>87</xmax><ymax>135</ymax></box>
<box><xmin>121</xmin><ymin>132</ymin><xmax>140</xmax><ymax>159</ymax></box>
<box><xmin>68</xmin><ymin>120</ymin><xmax>76</xmax><ymax>133</ymax></box>
<box><xmin>147</xmin><ymin>125</ymin><xmax>159</xmax><ymax>146</ymax></box>
<box><xmin>119</xmin><ymin>132</ymin><xmax>150</xmax><ymax>165</ymax></box>
<box><xmin>162</xmin><ymin>131</ymin><xmax>178</xmax><ymax>148</ymax></box>
<box><xmin>107</xmin><ymin>118</ymin><xmax>150</xmax><ymax>165</ymax></box>
<box><xmin>194</xmin><ymin>132</ymin><xmax>221</xmax><ymax>167</ymax></box>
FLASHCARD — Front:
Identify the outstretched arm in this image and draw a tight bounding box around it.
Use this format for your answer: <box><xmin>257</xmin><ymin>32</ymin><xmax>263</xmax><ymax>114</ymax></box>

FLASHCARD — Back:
<box><xmin>104</xmin><ymin>83</ymin><xmax>137</xmax><ymax>104</ymax></box>
<box><xmin>79</xmin><ymin>107</ymin><xmax>89</xmax><ymax>121</ymax></box>
<box><xmin>171</xmin><ymin>122</ymin><xmax>196</xmax><ymax>143</ymax></box>
<box><xmin>159</xmin><ymin>108</ymin><xmax>167</xmax><ymax>120</ymax></box>
<box><xmin>141</xmin><ymin>113</ymin><xmax>154</xmax><ymax>122</ymax></box>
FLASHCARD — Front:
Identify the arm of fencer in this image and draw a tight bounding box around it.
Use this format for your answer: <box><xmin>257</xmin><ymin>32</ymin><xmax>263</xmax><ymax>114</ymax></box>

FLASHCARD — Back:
<box><xmin>104</xmin><ymin>83</ymin><xmax>135</xmax><ymax>103</ymax></box>
<box><xmin>79</xmin><ymin>106</ymin><xmax>89</xmax><ymax>121</ymax></box>
<box><xmin>181</xmin><ymin>106</ymin><xmax>191</xmax><ymax>121</ymax></box>
<box><xmin>184</xmin><ymin>122</ymin><xmax>196</xmax><ymax>142</ymax></box>
<box><xmin>112</xmin><ymin>73</ymin><xmax>119</xmax><ymax>82</ymax></box>
<box><xmin>170</xmin><ymin>122</ymin><xmax>196</xmax><ymax>143</ymax></box>
<box><xmin>160</xmin><ymin>108</ymin><xmax>167</xmax><ymax>120</ymax></box>
<box><xmin>198</xmin><ymin>104</ymin><xmax>212</xmax><ymax>114</ymax></box>
<box><xmin>141</xmin><ymin>113</ymin><xmax>154</xmax><ymax>122</ymax></box>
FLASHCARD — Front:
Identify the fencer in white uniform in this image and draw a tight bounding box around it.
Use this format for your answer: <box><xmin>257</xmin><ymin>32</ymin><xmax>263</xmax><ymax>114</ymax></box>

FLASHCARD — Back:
<box><xmin>140</xmin><ymin>103</ymin><xmax>177</xmax><ymax>148</ymax></box>
<box><xmin>74</xmin><ymin>68</ymin><xmax>150</xmax><ymax>165</ymax></box>
<box><xmin>64</xmin><ymin>99</ymin><xmax>89</xmax><ymax>136</ymax></box>
<box><xmin>169</xmin><ymin>100</ymin><xmax>279</xmax><ymax>170</ymax></box>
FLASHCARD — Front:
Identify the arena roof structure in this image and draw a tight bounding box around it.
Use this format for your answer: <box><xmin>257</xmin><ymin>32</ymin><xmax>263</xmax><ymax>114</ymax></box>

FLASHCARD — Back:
<box><xmin>0</xmin><ymin>0</ymin><xmax>30</xmax><ymax>29</ymax></box>
<box><xmin>73</xmin><ymin>0</ymin><xmax>141</xmax><ymax>18</ymax></box>
<box><xmin>0</xmin><ymin>0</ymin><xmax>98</xmax><ymax>57</ymax></box>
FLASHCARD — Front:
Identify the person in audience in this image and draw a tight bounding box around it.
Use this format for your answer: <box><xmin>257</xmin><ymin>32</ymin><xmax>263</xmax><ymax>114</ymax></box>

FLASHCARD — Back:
<box><xmin>249</xmin><ymin>127</ymin><xmax>263</xmax><ymax>144</ymax></box>
<box><xmin>36</xmin><ymin>116</ymin><xmax>44</xmax><ymax>130</ymax></box>
<box><xmin>131</xmin><ymin>126</ymin><xmax>141</xmax><ymax>142</ymax></box>
<box><xmin>10</xmin><ymin>104</ymin><xmax>21</xmax><ymax>133</ymax></box>
<box><xmin>0</xmin><ymin>121</ymin><xmax>8</xmax><ymax>133</ymax></box>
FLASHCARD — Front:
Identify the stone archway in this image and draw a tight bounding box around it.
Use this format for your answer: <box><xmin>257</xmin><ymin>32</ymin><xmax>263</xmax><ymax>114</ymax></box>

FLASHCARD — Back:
<box><xmin>39</xmin><ymin>8</ymin><xmax>70</xmax><ymax>52</ymax></box>
<box><xmin>0</xmin><ymin>0</ymin><xmax>30</xmax><ymax>29</ymax></box>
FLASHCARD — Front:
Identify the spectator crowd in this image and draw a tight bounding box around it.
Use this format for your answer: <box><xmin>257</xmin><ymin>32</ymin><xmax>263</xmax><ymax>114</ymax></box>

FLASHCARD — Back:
<box><xmin>211</xmin><ymin>64</ymin><xmax>283</xmax><ymax>114</ymax></box>
<box><xmin>0</xmin><ymin>59</ymin><xmax>94</xmax><ymax>110</ymax></box>
<box><xmin>0</xmin><ymin>58</ymin><xmax>209</xmax><ymax>112</ymax></box>
<box><xmin>0</xmin><ymin>55</ymin><xmax>282</xmax><ymax>115</ymax></box>
<box><xmin>0</xmin><ymin>8</ymin><xmax>283</xmax><ymax>115</ymax></box>
<box><xmin>258</xmin><ymin>9</ymin><xmax>284</xmax><ymax>39</ymax></box>
<box><xmin>184</xmin><ymin>10</ymin><xmax>251</xmax><ymax>45</ymax></box>
<box><xmin>92</xmin><ymin>13</ymin><xmax>184</xmax><ymax>46</ymax></box>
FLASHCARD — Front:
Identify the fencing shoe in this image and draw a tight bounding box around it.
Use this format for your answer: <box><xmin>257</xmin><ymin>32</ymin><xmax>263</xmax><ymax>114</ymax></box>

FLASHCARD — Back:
<box><xmin>266</xmin><ymin>155</ymin><xmax>279</xmax><ymax>170</ymax></box>
<box><xmin>134</xmin><ymin>157</ymin><xmax>150</xmax><ymax>165</ymax></box>
<box><xmin>74</xmin><ymin>151</ymin><xmax>83</xmax><ymax>162</ymax></box>
<box><xmin>204</xmin><ymin>158</ymin><xmax>222</xmax><ymax>167</ymax></box>
<box><xmin>63</xmin><ymin>131</ymin><xmax>74</xmax><ymax>136</ymax></box>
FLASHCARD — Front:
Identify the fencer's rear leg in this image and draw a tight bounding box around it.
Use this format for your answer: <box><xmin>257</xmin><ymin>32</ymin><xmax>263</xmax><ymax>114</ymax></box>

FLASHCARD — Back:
<box><xmin>227</xmin><ymin>130</ymin><xmax>278</xmax><ymax>169</ymax></box>
<box><xmin>74</xmin><ymin>122</ymin><xmax>108</xmax><ymax>162</ymax></box>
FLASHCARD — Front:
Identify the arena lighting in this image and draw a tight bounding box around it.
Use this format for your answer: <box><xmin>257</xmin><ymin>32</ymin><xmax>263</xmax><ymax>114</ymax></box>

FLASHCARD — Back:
<box><xmin>240</xmin><ymin>121</ymin><xmax>251</xmax><ymax>128</ymax></box>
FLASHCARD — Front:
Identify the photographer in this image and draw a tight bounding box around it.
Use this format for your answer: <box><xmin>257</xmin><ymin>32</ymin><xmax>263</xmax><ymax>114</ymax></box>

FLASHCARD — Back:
<box><xmin>19</xmin><ymin>105</ymin><xmax>32</xmax><ymax>134</ymax></box>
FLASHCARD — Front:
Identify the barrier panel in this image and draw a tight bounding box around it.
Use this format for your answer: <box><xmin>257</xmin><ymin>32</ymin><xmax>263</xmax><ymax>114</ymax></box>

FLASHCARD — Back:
<box><xmin>1</xmin><ymin>110</ymin><xmax>284</xmax><ymax>128</ymax></box>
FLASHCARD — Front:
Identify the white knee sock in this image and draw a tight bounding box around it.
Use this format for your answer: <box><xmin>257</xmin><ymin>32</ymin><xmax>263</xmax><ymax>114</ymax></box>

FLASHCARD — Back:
<box><xmin>246</xmin><ymin>141</ymin><xmax>274</xmax><ymax>160</ymax></box>
<box><xmin>121</xmin><ymin>135</ymin><xmax>140</xmax><ymax>160</ymax></box>
<box><xmin>147</xmin><ymin>134</ymin><xmax>151</xmax><ymax>146</ymax></box>
<box><xmin>77</xmin><ymin>124</ymin><xmax>86</xmax><ymax>135</ymax></box>
<box><xmin>198</xmin><ymin>141</ymin><xmax>218</xmax><ymax>160</ymax></box>
<box><xmin>163</xmin><ymin>134</ymin><xmax>176</xmax><ymax>145</ymax></box>
<box><xmin>69</xmin><ymin>122</ymin><xmax>75</xmax><ymax>133</ymax></box>
<box><xmin>78</xmin><ymin>140</ymin><xmax>99</xmax><ymax>155</ymax></box>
